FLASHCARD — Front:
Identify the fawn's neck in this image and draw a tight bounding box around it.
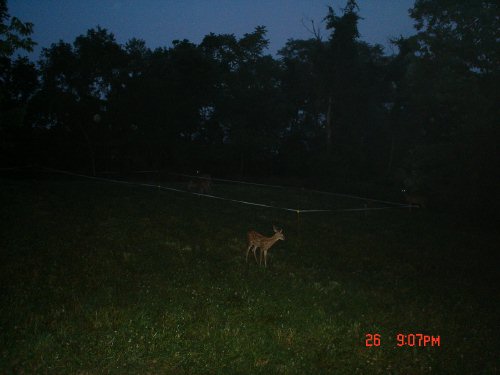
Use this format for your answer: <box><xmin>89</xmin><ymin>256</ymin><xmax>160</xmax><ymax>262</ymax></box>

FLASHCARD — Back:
<box><xmin>267</xmin><ymin>233</ymin><xmax>282</xmax><ymax>244</ymax></box>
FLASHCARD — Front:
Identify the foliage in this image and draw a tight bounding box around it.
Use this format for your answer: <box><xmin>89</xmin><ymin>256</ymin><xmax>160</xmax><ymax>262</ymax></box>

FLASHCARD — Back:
<box><xmin>0</xmin><ymin>0</ymin><xmax>35</xmax><ymax>58</ymax></box>
<box><xmin>0</xmin><ymin>0</ymin><xmax>498</xmax><ymax>218</ymax></box>
<box><xmin>0</xmin><ymin>0</ymin><xmax>37</xmax><ymax>165</ymax></box>
<box><xmin>394</xmin><ymin>0</ymin><xmax>500</xmax><ymax>217</ymax></box>
<box><xmin>410</xmin><ymin>0</ymin><xmax>499</xmax><ymax>74</ymax></box>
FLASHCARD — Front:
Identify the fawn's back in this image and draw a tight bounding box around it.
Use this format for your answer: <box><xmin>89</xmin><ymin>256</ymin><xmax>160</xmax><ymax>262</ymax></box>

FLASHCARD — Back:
<box><xmin>402</xmin><ymin>189</ymin><xmax>427</xmax><ymax>208</ymax></box>
<box><xmin>247</xmin><ymin>230</ymin><xmax>267</xmax><ymax>247</ymax></box>
<box><xmin>188</xmin><ymin>173</ymin><xmax>212</xmax><ymax>193</ymax></box>
<box><xmin>247</xmin><ymin>228</ymin><xmax>284</xmax><ymax>249</ymax></box>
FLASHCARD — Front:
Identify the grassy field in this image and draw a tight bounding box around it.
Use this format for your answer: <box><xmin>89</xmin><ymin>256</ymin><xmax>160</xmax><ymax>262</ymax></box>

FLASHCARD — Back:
<box><xmin>0</xmin><ymin>169</ymin><xmax>498</xmax><ymax>374</ymax></box>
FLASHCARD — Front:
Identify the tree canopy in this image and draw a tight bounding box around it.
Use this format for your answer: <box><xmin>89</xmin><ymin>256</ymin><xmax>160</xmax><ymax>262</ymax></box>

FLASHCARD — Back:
<box><xmin>1</xmin><ymin>0</ymin><xmax>498</xmax><ymax>218</ymax></box>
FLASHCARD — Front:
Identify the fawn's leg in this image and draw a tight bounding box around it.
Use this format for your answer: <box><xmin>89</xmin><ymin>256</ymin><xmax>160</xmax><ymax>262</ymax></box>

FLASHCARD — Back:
<box><xmin>246</xmin><ymin>244</ymin><xmax>254</xmax><ymax>263</ymax></box>
<box><xmin>252</xmin><ymin>246</ymin><xmax>259</xmax><ymax>264</ymax></box>
<box><xmin>260</xmin><ymin>248</ymin><xmax>267</xmax><ymax>267</ymax></box>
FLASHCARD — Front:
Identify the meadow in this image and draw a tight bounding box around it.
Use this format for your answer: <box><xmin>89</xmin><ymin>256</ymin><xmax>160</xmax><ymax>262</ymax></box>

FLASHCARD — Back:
<box><xmin>0</xmin><ymin>168</ymin><xmax>498</xmax><ymax>374</ymax></box>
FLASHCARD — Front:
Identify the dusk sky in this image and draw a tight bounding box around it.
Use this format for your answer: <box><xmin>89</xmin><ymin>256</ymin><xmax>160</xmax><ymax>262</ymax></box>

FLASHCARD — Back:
<box><xmin>10</xmin><ymin>0</ymin><xmax>417</xmax><ymax>61</ymax></box>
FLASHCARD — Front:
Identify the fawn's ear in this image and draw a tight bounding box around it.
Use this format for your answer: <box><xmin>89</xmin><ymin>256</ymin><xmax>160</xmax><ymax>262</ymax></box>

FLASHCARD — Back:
<box><xmin>273</xmin><ymin>225</ymin><xmax>277</xmax><ymax>232</ymax></box>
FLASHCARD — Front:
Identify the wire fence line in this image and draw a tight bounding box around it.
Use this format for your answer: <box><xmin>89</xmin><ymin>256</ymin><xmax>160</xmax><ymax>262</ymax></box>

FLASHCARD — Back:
<box><xmin>164</xmin><ymin>171</ymin><xmax>289</xmax><ymax>190</ymax></box>
<box><xmin>2</xmin><ymin>166</ymin><xmax>414</xmax><ymax>213</ymax></box>
<box><xmin>43</xmin><ymin>167</ymin><xmax>300</xmax><ymax>212</ymax></box>
<box><xmin>124</xmin><ymin>170</ymin><xmax>408</xmax><ymax>208</ymax></box>
<box><xmin>0</xmin><ymin>165</ymin><xmax>33</xmax><ymax>171</ymax></box>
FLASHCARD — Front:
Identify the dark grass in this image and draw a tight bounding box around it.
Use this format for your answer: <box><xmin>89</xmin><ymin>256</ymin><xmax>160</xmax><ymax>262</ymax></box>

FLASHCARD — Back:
<box><xmin>0</xmin><ymin>169</ymin><xmax>498</xmax><ymax>374</ymax></box>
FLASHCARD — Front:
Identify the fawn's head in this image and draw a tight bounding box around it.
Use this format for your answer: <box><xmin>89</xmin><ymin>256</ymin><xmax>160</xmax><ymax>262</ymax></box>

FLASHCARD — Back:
<box><xmin>402</xmin><ymin>188</ymin><xmax>425</xmax><ymax>197</ymax></box>
<box><xmin>273</xmin><ymin>225</ymin><xmax>285</xmax><ymax>241</ymax></box>
<box><xmin>401</xmin><ymin>188</ymin><xmax>415</xmax><ymax>198</ymax></box>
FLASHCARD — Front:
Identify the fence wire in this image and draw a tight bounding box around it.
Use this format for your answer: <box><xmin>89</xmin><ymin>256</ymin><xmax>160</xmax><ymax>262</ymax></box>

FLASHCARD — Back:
<box><xmin>1</xmin><ymin>166</ymin><xmax>414</xmax><ymax>213</ymax></box>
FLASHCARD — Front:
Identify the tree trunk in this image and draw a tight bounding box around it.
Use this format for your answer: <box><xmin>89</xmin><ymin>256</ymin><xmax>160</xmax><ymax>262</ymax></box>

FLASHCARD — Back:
<box><xmin>386</xmin><ymin>130</ymin><xmax>395</xmax><ymax>176</ymax></box>
<box><xmin>79</xmin><ymin>121</ymin><xmax>96</xmax><ymax>176</ymax></box>
<box><xmin>239</xmin><ymin>152</ymin><xmax>245</xmax><ymax>178</ymax></box>
<box><xmin>326</xmin><ymin>96</ymin><xmax>333</xmax><ymax>153</ymax></box>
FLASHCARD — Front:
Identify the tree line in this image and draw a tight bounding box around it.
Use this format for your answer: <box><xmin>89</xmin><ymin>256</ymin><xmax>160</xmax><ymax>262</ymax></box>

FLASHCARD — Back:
<box><xmin>1</xmin><ymin>0</ymin><xmax>498</xmax><ymax>218</ymax></box>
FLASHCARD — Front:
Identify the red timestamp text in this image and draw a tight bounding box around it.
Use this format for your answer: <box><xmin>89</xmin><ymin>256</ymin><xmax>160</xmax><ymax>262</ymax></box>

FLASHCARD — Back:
<box><xmin>365</xmin><ymin>333</ymin><xmax>441</xmax><ymax>347</ymax></box>
<box><xmin>397</xmin><ymin>333</ymin><xmax>441</xmax><ymax>347</ymax></box>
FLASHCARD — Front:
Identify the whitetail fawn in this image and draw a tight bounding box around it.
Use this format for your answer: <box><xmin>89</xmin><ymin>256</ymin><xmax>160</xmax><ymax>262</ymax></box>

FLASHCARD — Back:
<box><xmin>187</xmin><ymin>172</ymin><xmax>212</xmax><ymax>194</ymax></box>
<box><xmin>246</xmin><ymin>225</ymin><xmax>285</xmax><ymax>267</ymax></box>
<box><xmin>402</xmin><ymin>189</ymin><xmax>427</xmax><ymax>211</ymax></box>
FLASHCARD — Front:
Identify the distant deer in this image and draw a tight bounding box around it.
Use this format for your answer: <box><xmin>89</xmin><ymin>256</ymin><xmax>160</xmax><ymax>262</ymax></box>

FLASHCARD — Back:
<box><xmin>246</xmin><ymin>225</ymin><xmax>285</xmax><ymax>267</ymax></box>
<box><xmin>402</xmin><ymin>188</ymin><xmax>427</xmax><ymax>211</ymax></box>
<box><xmin>187</xmin><ymin>171</ymin><xmax>212</xmax><ymax>194</ymax></box>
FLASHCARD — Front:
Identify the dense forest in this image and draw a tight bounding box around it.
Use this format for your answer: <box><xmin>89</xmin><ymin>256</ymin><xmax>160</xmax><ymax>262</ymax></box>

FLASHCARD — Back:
<box><xmin>1</xmin><ymin>0</ymin><xmax>499</xmax><ymax>218</ymax></box>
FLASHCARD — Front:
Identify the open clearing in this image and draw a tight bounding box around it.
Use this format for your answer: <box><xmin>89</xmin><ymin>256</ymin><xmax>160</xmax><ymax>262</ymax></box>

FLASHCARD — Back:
<box><xmin>0</xmin><ymin>169</ymin><xmax>498</xmax><ymax>374</ymax></box>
